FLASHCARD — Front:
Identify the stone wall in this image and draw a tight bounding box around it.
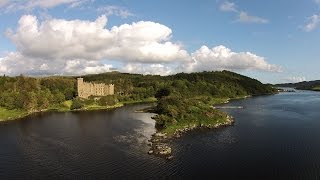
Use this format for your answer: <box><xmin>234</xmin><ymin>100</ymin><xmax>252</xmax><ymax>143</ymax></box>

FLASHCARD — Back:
<box><xmin>77</xmin><ymin>78</ymin><xmax>114</xmax><ymax>99</ymax></box>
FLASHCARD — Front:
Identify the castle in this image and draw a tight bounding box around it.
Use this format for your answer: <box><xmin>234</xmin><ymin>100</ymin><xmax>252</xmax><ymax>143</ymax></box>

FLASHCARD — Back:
<box><xmin>77</xmin><ymin>78</ymin><xmax>114</xmax><ymax>99</ymax></box>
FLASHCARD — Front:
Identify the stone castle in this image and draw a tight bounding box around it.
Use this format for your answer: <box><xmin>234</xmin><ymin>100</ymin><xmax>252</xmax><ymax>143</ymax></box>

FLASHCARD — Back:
<box><xmin>77</xmin><ymin>78</ymin><xmax>114</xmax><ymax>99</ymax></box>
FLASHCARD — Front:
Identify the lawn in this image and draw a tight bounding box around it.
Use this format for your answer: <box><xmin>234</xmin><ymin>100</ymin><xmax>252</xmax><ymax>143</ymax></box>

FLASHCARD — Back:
<box><xmin>0</xmin><ymin>107</ymin><xmax>28</xmax><ymax>121</ymax></box>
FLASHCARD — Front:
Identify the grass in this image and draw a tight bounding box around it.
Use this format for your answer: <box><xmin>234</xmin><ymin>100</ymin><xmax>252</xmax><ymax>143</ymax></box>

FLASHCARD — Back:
<box><xmin>312</xmin><ymin>86</ymin><xmax>320</xmax><ymax>91</ymax></box>
<box><xmin>0</xmin><ymin>107</ymin><xmax>28</xmax><ymax>121</ymax></box>
<box><xmin>63</xmin><ymin>100</ymin><xmax>72</xmax><ymax>108</ymax></box>
<box><xmin>83</xmin><ymin>103</ymin><xmax>124</xmax><ymax>110</ymax></box>
<box><xmin>155</xmin><ymin>96</ymin><xmax>232</xmax><ymax>136</ymax></box>
<box><xmin>48</xmin><ymin>101</ymin><xmax>72</xmax><ymax>112</ymax></box>
<box><xmin>122</xmin><ymin>97</ymin><xmax>157</xmax><ymax>105</ymax></box>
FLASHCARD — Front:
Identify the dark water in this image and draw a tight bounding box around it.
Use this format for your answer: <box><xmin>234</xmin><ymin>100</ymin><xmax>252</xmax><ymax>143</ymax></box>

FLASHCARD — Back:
<box><xmin>1</xmin><ymin>91</ymin><xmax>320</xmax><ymax>179</ymax></box>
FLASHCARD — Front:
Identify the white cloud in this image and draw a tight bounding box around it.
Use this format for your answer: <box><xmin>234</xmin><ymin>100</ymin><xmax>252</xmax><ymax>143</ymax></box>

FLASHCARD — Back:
<box><xmin>0</xmin><ymin>52</ymin><xmax>113</xmax><ymax>75</ymax></box>
<box><xmin>219</xmin><ymin>1</ymin><xmax>269</xmax><ymax>24</ymax></box>
<box><xmin>121</xmin><ymin>63</ymin><xmax>174</xmax><ymax>75</ymax></box>
<box><xmin>283</xmin><ymin>76</ymin><xmax>306</xmax><ymax>83</ymax></box>
<box><xmin>69</xmin><ymin>0</ymin><xmax>94</xmax><ymax>8</ymax></box>
<box><xmin>97</xmin><ymin>5</ymin><xmax>134</xmax><ymax>18</ymax></box>
<box><xmin>238</xmin><ymin>11</ymin><xmax>269</xmax><ymax>24</ymax></box>
<box><xmin>304</xmin><ymin>14</ymin><xmax>320</xmax><ymax>32</ymax></box>
<box><xmin>6</xmin><ymin>15</ymin><xmax>189</xmax><ymax>63</ymax></box>
<box><xmin>185</xmin><ymin>45</ymin><xmax>281</xmax><ymax>72</ymax></box>
<box><xmin>219</xmin><ymin>1</ymin><xmax>237</xmax><ymax>12</ymax></box>
<box><xmin>0</xmin><ymin>15</ymin><xmax>280</xmax><ymax>76</ymax></box>
<box><xmin>1</xmin><ymin>0</ymin><xmax>91</xmax><ymax>12</ymax></box>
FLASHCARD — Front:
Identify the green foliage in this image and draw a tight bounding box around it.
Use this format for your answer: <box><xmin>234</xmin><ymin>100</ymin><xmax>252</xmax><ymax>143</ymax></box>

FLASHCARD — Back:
<box><xmin>71</xmin><ymin>98</ymin><xmax>84</xmax><ymax>110</ymax></box>
<box><xmin>155</xmin><ymin>88</ymin><xmax>171</xmax><ymax>99</ymax></box>
<box><xmin>152</xmin><ymin>95</ymin><xmax>229</xmax><ymax>131</ymax></box>
<box><xmin>0</xmin><ymin>71</ymin><xmax>275</xmax><ymax>120</ymax></box>
<box><xmin>312</xmin><ymin>86</ymin><xmax>320</xmax><ymax>91</ymax></box>
<box><xmin>0</xmin><ymin>107</ymin><xmax>28</xmax><ymax>121</ymax></box>
<box><xmin>98</xmin><ymin>95</ymin><xmax>117</xmax><ymax>106</ymax></box>
<box><xmin>0</xmin><ymin>76</ymin><xmax>76</xmax><ymax>112</ymax></box>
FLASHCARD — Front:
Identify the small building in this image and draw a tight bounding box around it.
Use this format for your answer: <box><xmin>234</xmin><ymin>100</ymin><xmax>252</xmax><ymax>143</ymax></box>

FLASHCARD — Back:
<box><xmin>77</xmin><ymin>78</ymin><xmax>114</xmax><ymax>99</ymax></box>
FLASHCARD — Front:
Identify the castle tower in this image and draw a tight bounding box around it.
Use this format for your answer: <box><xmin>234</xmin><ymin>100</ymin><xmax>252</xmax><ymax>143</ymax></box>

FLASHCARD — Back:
<box><xmin>109</xmin><ymin>84</ymin><xmax>114</xmax><ymax>95</ymax></box>
<box><xmin>77</xmin><ymin>78</ymin><xmax>84</xmax><ymax>98</ymax></box>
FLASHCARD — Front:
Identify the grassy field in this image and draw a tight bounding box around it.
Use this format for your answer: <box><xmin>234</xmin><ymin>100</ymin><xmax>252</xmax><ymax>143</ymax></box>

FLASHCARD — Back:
<box><xmin>83</xmin><ymin>103</ymin><xmax>124</xmax><ymax>110</ymax></box>
<box><xmin>312</xmin><ymin>86</ymin><xmax>320</xmax><ymax>91</ymax></box>
<box><xmin>0</xmin><ymin>107</ymin><xmax>28</xmax><ymax>121</ymax></box>
<box><xmin>121</xmin><ymin>97</ymin><xmax>157</xmax><ymax>104</ymax></box>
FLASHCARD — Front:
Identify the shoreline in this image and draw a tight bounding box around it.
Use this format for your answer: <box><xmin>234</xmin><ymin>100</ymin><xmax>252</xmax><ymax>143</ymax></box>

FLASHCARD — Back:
<box><xmin>148</xmin><ymin>116</ymin><xmax>235</xmax><ymax>160</ymax></box>
<box><xmin>0</xmin><ymin>105</ymin><xmax>123</xmax><ymax>123</ymax></box>
<box><xmin>147</xmin><ymin>95</ymin><xmax>254</xmax><ymax>160</ymax></box>
<box><xmin>0</xmin><ymin>98</ymin><xmax>157</xmax><ymax>122</ymax></box>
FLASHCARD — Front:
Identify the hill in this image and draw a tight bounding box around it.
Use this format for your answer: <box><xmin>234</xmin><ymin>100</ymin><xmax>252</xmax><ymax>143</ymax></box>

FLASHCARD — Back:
<box><xmin>276</xmin><ymin>80</ymin><xmax>320</xmax><ymax>91</ymax></box>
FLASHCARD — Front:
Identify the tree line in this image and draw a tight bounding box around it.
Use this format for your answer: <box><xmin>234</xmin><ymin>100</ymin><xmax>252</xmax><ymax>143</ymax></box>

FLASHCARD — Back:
<box><xmin>0</xmin><ymin>71</ymin><xmax>276</xmax><ymax>114</ymax></box>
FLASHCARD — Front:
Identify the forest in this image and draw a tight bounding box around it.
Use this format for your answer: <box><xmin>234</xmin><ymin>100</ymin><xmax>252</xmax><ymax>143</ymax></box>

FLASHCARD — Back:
<box><xmin>0</xmin><ymin>71</ymin><xmax>276</xmax><ymax>129</ymax></box>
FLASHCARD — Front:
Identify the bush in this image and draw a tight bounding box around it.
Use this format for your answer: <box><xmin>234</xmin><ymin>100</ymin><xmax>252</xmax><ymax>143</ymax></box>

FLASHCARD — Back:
<box><xmin>98</xmin><ymin>95</ymin><xmax>117</xmax><ymax>106</ymax></box>
<box><xmin>71</xmin><ymin>98</ymin><xmax>84</xmax><ymax>110</ymax></box>
<box><xmin>155</xmin><ymin>88</ymin><xmax>171</xmax><ymax>99</ymax></box>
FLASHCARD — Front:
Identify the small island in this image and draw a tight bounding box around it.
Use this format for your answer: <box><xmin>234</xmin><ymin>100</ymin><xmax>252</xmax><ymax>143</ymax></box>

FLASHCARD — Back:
<box><xmin>0</xmin><ymin>71</ymin><xmax>276</xmax><ymax>159</ymax></box>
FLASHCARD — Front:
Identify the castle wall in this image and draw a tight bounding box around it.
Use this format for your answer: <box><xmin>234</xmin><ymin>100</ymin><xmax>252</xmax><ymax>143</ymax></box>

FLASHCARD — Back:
<box><xmin>77</xmin><ymin>78</ymin><xmax>114</xmax><ymax>99</ymax></box>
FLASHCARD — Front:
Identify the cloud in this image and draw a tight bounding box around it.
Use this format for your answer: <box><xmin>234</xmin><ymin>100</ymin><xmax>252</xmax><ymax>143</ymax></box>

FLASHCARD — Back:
<box><xmin>238</xmin><ymin>11</ymin><xmax>269</xmax><ymax>24</ymax></box>
<box><xmin>304</xmin><ymin>14</ymin><xmax>320</xmax><ymax>32</ymax></box>
<box><xmin>314</xmin><ymin>0</ymin><xmax>320</xmax><ymax>5</ymax></box>
<box><xmin>0</xmin><ymin>52</ymin><xmax>113</xmax><ymax>75</ymax></box>
<box><xmin>219</xmin><ymin>1</ymin><xmax>269</xmax><ymax>24</ymax></box>
<box><xmin>0</xmin><ymin>0</ymin><xmax>91</xmax><ymax>12</ymax></box>
<box><xmin>121</xmin><ymin>63</ymin><xmax>174</xmax><ymax>75</ymax></box>
<box><xmin>97</xmin><ymin>5</ymin><xmax>134</xmax><ymax>18</ymax></box>
<box><xmin>283</xmin><ymin>76</ymin><xmax>306</xmax><ymax>83</ymax></box>
<box><xmin>219</xmin><ymin>1</ymin><xmax>237</xmax><ymax>12</ymax></box>
<box><xmin>68</xmin><ymin>0</ymin><xmax>94</xmax><ymax>8</ymax></box>
<box><xmin>183</xmin><ymin>45</ymin><xmax>280</xmax><ymax>73</ymax></box>
<box><xmin>0</xmin><ymin>15</ymin><xmax>281</xmax><ymax>76</ymax></box>
<box><xmin>6</xmin><ymin>15</ymin><xmax>189</xmax><ymax>63</ymax></box>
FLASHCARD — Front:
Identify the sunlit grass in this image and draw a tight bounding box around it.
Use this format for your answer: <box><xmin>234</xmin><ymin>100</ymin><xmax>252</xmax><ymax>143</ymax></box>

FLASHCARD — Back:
<box><xmin>0</xmin><ymin>107</ymin><xmax>28</xmax><ymax>121</ymax></box>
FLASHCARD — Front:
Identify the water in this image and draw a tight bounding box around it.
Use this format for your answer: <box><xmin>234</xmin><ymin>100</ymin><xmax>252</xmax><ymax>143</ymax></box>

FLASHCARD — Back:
<box><xmin>0</xmin><ymin>91</ymin><xmax>320</xmax><ymax>179</ymax></box>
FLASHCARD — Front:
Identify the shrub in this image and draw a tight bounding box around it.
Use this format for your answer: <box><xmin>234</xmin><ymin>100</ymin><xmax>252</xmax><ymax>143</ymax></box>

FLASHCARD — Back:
<box><xmin>71</xmin><ymin>98</ymin><xmax>84</xmax><ymax>110</ymax></box>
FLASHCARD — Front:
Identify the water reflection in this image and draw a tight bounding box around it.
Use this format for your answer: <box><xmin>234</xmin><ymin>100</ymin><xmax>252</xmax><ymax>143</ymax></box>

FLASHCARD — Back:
<box><xmin>1</xmin><ymin>93</ymin><xmax>320</xmax><ymax>179</ymax></box>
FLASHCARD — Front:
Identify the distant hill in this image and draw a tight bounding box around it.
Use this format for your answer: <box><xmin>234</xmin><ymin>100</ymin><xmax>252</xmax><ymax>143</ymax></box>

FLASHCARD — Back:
<box><xmin>275</xmin><ymin>80</ymin><xmax>320</xmax><ymax>91</ymax></box>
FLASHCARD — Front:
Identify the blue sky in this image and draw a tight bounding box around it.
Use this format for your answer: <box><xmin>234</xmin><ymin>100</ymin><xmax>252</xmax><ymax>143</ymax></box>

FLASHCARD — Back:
<box><xmin>0</xmin><ymin>0</ymin><xmax>319</xmax><ymax>83</ymax></box>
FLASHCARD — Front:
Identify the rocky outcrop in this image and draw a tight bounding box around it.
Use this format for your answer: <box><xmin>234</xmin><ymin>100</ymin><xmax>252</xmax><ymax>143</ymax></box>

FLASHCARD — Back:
<box><xmin>148</xmin><ymin>133</ymin><xmax>172</xmax><ymax>160</ymax></box>
<box><xmin>148</xmin><ymin>116</ymin><xmax>235</xmax><ymax>160</ymax></box>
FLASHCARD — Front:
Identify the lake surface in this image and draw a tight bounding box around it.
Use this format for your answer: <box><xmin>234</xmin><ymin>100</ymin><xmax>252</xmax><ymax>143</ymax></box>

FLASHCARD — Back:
<box><xmin>1</xmin><ymin>91</ymin><xmax>320</xmax><ymax>179</ymax></box>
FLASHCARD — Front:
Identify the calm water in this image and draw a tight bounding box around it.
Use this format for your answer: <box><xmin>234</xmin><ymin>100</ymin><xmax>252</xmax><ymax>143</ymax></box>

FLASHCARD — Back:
<box><xmin>1</xmin><ymin>91</ymin><xmax>320</xmax><ymax>179</ymax></box>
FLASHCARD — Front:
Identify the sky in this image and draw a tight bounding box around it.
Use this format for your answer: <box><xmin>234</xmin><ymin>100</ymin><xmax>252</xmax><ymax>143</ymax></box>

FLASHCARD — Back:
<box><xmin>0</xmin><ymin>0</ymin><xmax>319</xmax><ymax>83</ymax></box>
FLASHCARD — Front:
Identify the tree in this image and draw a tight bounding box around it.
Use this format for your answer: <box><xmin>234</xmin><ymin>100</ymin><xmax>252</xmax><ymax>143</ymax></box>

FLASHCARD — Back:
<box><xmin>71</xmin><ymin>98</ymin><xmax>84</xmax><ymax>110</ymax></box>
<box><xmin>155</xmin><ymin>88</ymin><xmax>171</xmax><ymax>100</ymax></box>
<box><xmin>98</xmin><ymin>96</ymin><xmax>116</xmax><ymax>106</ymax></box>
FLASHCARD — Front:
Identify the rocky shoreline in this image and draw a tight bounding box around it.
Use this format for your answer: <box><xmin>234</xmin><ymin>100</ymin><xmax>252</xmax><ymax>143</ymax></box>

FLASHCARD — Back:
<box><xmin>147</xmin><ymin>115</ymin><xmax>235</xmax><ymax>160</ymax></box>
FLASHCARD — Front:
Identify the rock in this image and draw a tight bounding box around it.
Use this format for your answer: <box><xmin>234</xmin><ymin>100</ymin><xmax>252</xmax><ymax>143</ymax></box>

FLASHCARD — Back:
<box><xmin>148</xmin><ymin>150</ymin><xmax>154</xmax><ymax>154</ymax></box>
<box><xmin>155</xmin><ymin>132</ymin><xmax>166</xmax><ymax>137</ymax></box>
<box><xmin>166</xmin><ymin>156</ymin><xmax>174</xmax><ymax>160</ymax></box>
